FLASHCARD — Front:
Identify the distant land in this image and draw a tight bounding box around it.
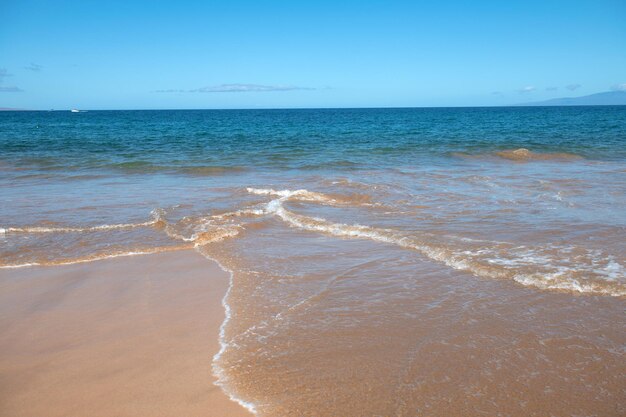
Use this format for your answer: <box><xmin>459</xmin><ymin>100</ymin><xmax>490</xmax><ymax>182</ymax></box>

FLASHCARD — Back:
<box><xmin>517</xmin><ymin>90</ymin><xmax>626</xmax><ymax>106</ymax></box>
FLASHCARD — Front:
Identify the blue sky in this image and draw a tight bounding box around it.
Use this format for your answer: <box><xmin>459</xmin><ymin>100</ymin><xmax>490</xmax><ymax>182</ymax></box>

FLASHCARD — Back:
<box><xmin>1</xmin><ymin>0</ymin><xmax>625</xmax><ymax>109</ymax></box>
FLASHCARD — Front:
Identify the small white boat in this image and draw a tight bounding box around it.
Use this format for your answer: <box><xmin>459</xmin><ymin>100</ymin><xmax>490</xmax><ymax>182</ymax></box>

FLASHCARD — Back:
<box><xmin>70</xmin><ymin>109</ymin><xmax>80</xmax><ymax>113</ymax></box>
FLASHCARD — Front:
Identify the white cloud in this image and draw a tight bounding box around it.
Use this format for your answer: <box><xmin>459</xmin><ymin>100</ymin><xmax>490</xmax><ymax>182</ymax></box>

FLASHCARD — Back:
<box><xmin>0</xmin><ymin>86</ymin><xmax>23</xmax><ymax>92</ymax></box>
<box><xmin>0</xmin><ymin>68</ymin><xmax>23</xmax><ymax>92</ymax></box>
<box><xmin>517</xmin><ymin>86</ymin><xmax>536</xmax><ymax>93</ymax></box>
<box><xmin>611</xmin><ymin>83</ymin><xmax>626</xmax><ymax>91</ymax></box>
<box><xmin>156</xmin><ymin>83</ymin><xmax>315</xmax><ymax>93</ymax></box>
<box><xmin>24</xmin><ymin>63</ymin><xmax>43</xmax><ymax>72</ymax></box>
<box><xmin>0</xmin><ymin>68</ymin><xmax>12</xmax><ymax>82</ymax></box>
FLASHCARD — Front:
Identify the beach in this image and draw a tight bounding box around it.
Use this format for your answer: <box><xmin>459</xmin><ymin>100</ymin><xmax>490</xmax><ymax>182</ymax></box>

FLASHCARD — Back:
<box><xmin>1</xmin><ymin>107</ymin><xmax>625</xmax><ymax>415</ymax></box>
<box><xmin>0</xmin><ymin>250</ymin><xmax>251</xmax><ymax>417</ymax></box>
<box><xmin>3</xmin><ymin>0</ymin><xmax>626</xmax><ymax>412</ymax></box>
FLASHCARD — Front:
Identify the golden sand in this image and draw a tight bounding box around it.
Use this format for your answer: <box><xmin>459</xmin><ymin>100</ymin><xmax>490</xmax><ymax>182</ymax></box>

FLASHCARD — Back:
<box><xmin>0</xmin><ymin>251</ymin><xmax>250</xmax><ymax>417</ymax></box>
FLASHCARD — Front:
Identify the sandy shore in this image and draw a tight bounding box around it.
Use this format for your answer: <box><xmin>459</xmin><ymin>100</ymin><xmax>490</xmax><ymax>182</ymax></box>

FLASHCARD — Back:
<box><xmin>0</xmin><ymin>250</ymin><xmax>251</xmax><ymax>417</ymax></box>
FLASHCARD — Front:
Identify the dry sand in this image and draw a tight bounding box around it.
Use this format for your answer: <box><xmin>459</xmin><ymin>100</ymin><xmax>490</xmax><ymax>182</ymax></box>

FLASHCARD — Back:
<box><xmin>0</xmin><ymin>250</ymin><xmax>251</xmax><ymax>417</ymax></box>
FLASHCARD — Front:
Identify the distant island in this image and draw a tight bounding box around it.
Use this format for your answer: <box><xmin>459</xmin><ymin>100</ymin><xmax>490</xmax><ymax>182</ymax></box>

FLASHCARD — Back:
<box><xmin>517</xmin><ymin>90</ymin><xmax>626</xmax><ymax>106</ymax></box>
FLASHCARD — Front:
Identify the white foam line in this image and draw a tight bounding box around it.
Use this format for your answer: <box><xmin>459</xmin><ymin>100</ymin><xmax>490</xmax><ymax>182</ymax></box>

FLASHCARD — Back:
<box><xmin>2</xmin><ymin>214</ymin><xmax>161</xmax><ymax>234</ymax></box>
<box><xmin>0</xmin><ymin>246</ymin><xmax>189</xmax><ymax>269</ymax></box>
<box><xmin>246</xmin><ymin>187</ymin><xmax>334</xmax><ymax>203</ymax></box>
<box><xmin>195</xmin><ymin>249</ymin><xmax>259</xmax><ymax>415</ymax></box>
<box><xmin>258</xmin><ymin>192</ymin><xmax>625</xmax><ymax>297</ymax></box>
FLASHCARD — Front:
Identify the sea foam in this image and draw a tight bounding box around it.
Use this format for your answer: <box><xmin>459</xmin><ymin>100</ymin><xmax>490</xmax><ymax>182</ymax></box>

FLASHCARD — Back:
<box><xmin>247</xmin><ymin>187</ymin><xmax>625</xmax><ymax>297</ymax></box>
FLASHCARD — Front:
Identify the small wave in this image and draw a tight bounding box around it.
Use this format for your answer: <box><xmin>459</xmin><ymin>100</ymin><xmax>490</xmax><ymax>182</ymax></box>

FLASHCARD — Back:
<box><xmin>109</xmin><ymin>161</ymin><xmax>168</xmax><ymax>173</ymax></box>
<box><xmin>246</xmin><ymin>187</ymin><xmax>337</xmax><ymax>204</ymax></box>
<box><xmin>177</xmin><ymin>166</ymin><xmax>248</xmax><ymax>176</ymax></box>
<box><xmin>246</xmin><ymin>187</ymin><xmax>377</xmax><ymax>207</ymax></box>
<box><xmin>212</xmin><ymin>208</ymin><xmax>268</xmax><ymax>220</ymax></box>
<box><xmin>494</xmin><ymin>148</ymin><xmax>583</xmax><ymax>161</ymax></box>
<box><xmin>107</xmin><ymin>162</ymin><xmax>248</xmax><ymax>175</ymax></box>
<box><xmin>299</xmin><ymin>160</ymin><xmax>361</xmax><ymax>170</ymax></box>
<box><xmin>324</xmin><ymin>178</ymin><xmax>388</xmax><ymax>192</ymax></box>
<box><xmin>184</xmin><ymin>224</ymin><xmax>243</xmax><ymax>246</ymax></box>
<box><xmin>160</xmin><ymin>214</ymin><xmax>245</xmax><ymax>247</ymax></box>
<box><xmin>0</xmin><ymin>210</ymin><xmax>164</xmax><ymax>235</ymax></box>
<box><xmin>453</xmin><ymin>148</ymin><xmax>583</xmax><ymax>162</ymax></box>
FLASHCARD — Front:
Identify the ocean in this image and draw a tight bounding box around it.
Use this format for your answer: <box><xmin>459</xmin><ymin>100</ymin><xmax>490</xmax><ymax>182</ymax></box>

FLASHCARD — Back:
<box><xmin>1</xmin><ymin>107</ymin><xmax>625</xmax><ymax>416</ymax></box>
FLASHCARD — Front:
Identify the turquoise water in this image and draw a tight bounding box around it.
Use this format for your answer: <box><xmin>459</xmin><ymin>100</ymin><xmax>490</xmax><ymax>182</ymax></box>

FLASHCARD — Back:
<box><xmin>1</xmin><ymin>107</ymin><xmax>625</xmax><ymax>416</ymax></box>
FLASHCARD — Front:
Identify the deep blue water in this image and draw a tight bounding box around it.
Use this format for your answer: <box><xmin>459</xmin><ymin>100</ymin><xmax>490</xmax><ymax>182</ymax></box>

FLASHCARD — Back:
<box><xmin>1</xmin><ymin>106</ymin><xmax>625</xmax><ymax>172</ymax></box>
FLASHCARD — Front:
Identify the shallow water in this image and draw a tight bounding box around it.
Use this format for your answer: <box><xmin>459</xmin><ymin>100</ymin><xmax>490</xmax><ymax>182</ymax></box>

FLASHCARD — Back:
<box><xmin>1</xmin><ymin>107</ymin><xmax>625</xmax><ymax>415</ymax></box>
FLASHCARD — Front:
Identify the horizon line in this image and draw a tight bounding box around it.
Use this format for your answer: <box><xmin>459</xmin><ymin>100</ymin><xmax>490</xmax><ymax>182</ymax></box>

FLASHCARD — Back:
<box><xmin>2</xmin><ymin>103</ymin><xmax>626</xmax><ymax>112</ymax></box>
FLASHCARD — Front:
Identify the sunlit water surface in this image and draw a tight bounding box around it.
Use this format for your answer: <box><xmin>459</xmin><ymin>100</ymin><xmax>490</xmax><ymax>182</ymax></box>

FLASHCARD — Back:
<box><xmin>1</xmin><ymin>108</ymin><xmax>625</xmax><ymax>416</ymax></box>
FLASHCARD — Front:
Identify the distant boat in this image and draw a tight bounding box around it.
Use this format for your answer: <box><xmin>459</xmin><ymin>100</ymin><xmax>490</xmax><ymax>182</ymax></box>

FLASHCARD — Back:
<box><xmin>70</xmin><ymin>109</ymin><xmax>80</xmax><ymax>113</ymax></box>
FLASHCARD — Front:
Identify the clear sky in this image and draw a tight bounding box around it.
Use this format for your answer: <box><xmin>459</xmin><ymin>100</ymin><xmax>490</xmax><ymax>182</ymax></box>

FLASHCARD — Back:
<box><xmin>1</xmin><ymin>0</ymin><xmax>625</xmax><ymax>109</ymax></box>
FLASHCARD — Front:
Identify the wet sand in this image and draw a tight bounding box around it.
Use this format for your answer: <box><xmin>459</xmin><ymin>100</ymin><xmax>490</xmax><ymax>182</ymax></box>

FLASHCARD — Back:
<box><xmin>0</xmin><ymin>251</ymin><xmax>251</xmax><ymax>417</ymax></box>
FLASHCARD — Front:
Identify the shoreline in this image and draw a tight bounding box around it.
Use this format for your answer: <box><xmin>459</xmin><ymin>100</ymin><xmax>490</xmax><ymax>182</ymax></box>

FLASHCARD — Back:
<box><xmin>0</xmin><ymin>250</ymin><xmax>251</xmax><ymax>417</ymax></box>
<box><xmin>208</xmin><ymin>255</ymin><xmax>259</xmax><ymax>415</ymax></box>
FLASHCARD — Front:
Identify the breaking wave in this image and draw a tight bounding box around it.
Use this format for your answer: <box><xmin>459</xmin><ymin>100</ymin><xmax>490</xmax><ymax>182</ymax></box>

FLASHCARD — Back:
<box><xmin>247</xmin><ymin>188</ymin><xmax>625</xmax><ymax>297</ymax></box>
<box><xmin>1</xmin><ymin>187</ymin><xmax>623</xmax><ymax>296</ymax></box>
